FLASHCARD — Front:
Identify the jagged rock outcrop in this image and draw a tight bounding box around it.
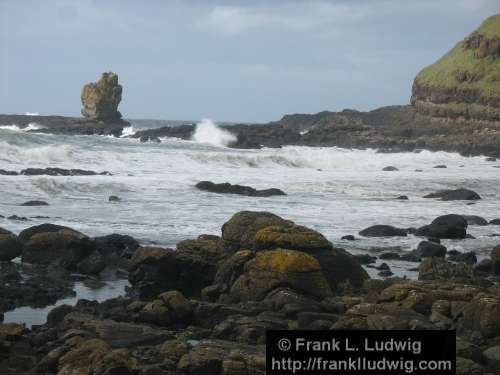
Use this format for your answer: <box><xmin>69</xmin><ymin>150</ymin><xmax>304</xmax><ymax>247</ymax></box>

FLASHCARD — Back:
<box><xmin>411</xmin><ymin>14</ymin><xmax>500</xmax><ymax>122</ymax></box>
<box><xmin>81</xmin><ymin>72</ymin><xmax>123</xmax><ymax>121</ymax></box>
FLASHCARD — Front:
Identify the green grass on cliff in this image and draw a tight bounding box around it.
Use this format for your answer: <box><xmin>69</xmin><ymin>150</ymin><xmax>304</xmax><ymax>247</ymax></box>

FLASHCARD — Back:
<box><xmin>414</xmin><ymin>14</ymin><xmax>500</xmax><ymax>98</ymax></box>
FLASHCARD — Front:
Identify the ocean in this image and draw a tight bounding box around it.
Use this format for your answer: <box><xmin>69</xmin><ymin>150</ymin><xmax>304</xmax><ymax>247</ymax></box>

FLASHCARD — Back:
<box><xmin>0</xmin><ymin>118</ymin><xmax>499</xmax><ymax>281</ymax></box>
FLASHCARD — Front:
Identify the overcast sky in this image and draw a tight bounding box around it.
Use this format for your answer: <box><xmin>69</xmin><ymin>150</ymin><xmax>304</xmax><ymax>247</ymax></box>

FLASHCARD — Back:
<box><xmin>1</xmin><ymin>1</ymin><xmax>499</xmax><ymax>122</ymax></box>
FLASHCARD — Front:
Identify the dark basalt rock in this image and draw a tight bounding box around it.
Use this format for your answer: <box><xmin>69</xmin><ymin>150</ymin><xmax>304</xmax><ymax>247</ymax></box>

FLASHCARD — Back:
<box><xmin>463</xmin><ymin>215</ymin><xmax>488</xmax><ymax>226</ymax></box>
<box><xmin>20</xmin><ymin>200</ymin><xmax>49</xmax><ymax>206</ymax></box>
<box><xmin>433</xmin><ymin>165</ymin><xmax>447</xmax><ymax>168</ymax></box>
<box><xmin>354</xmin><ymin>254</ymin><xmax>376</xmax><ymax>264</ymax></box>
<box><xmin>195</xmin><ymin>181</ymin><xmax>286</xmax><ymax>197</ymax></box>
<box><xmin>414</xmin><ymin>241</ymin><xmax>447</xmax><ymax>258</ymax></box>
<box><xmin>20</xmin><ymin>224</ymin><xmax>96</xmax><ymax>268</ymax></box>
<box><xmin>396</xmin><ymin>195</ymin><xmax>409</xmax><ymax>200</ymax></box>
<box><xmin>341</xmin><ymin>235</ymin><xmax>356</xmax><ymax>241</ymax></box>
<box><xmin>359</xmin><ymin>225</ymin><xmax>407</xmax><ymax>237</ymax></box>
<box><xmin>416</xmin><ymin>214</ymin><xmax>468</xmax><ymax>239</ymax></box>
<box><xmin>0</xmin><ymin>228</ymin><xmax>22</xmax><ymax>261</ymax></box>
<box><xmin>19</xmin><ymin>168</ymin><xmax>111</xmax><ymax>176</ymax></box>
<box><xmin>424</xmin><ymin>188</ymin><xmax>481</xmax><ymax>201</ymax></box>
<box><xmin>490</xmin><ymin>219</ymin><xmax>500</xmax><ymax>225</ymax></box>
<box><xmin>7</xmin><ymin>215</ymin><xmax>29</xmax><ymax>221</ymax></box>
<box><xmin>94</xmin><ymin>233</ymin><xmax>139</xmax><ymax>258</ymax></box>
<box><xmin>447</xmin><ymin>250</ymin><xmax>477</xmax><ymax>265</ymax></box>
<box><xmin>382</xmin><ymin>166</ymin><xmax>398</xmax><ymax>171</ymax></box>
<box><xmin>474</xmin><ymin>258</ymin><xmax>492</xmax><ymax>272</ymax></box>
<box><xmin>0</xmin><ymin>169</ymin><xmax>18</xmax><ymax>175</ymax></box>
<box><xmin>108</xmin><ymin>195</ymin><xmax>121</xmax><ymax>202</ymax></box>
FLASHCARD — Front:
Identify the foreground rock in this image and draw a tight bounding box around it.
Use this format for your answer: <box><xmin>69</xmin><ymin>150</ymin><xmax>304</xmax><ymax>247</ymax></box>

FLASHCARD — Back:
<box><xmin>4</xmin><ymin>210</ymin><xmax>500</xmax><ymax>373</ymax></box>
<box><xmin>195</xmin><ymin>181</ymin><xmax>286</xmax><ymax>197</ymax></box>
<box><xmin>20</xmin><ymin>224</ymin><xmax>95</xmax><ymax>267</ymax></box>
<box><xmin>129</xmin><ymin>211</ymin><xmax>368</xmax><ymax>301</ymax></box>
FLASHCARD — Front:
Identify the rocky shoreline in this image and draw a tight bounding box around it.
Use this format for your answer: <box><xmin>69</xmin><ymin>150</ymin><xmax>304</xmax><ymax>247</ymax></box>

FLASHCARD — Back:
<box><xmin>3</xmin><ymin>104</ymin><xmax>499</xmax><ymax>158</ymax></box>
<box><xmin>1</xmin><ymin>210</ymin><xmax>500</xmax><ymax>374</ymax></box>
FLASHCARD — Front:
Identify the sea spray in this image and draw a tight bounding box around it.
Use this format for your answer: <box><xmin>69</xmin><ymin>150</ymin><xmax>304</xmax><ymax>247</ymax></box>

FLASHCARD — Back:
<box><xmin>120</xmin><ymin>126</ymin><xmax>137</xmax><ymax>137</ymax></box>
<box><xmin>191</xmin><ymin>118</ymin><xmax>237</xmax><ymax>147</ymax></box>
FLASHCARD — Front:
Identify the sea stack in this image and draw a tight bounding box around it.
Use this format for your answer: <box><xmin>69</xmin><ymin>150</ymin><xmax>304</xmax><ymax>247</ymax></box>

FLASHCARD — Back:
<box><xmin>411</xmin><ymin>14</ymin><xmax>500</xmax><ymax>122</ymax></box>
<box><xmin>81</xmin><ymin>72</ymin><xmax>123</xmax><ymax>122</ymax></box>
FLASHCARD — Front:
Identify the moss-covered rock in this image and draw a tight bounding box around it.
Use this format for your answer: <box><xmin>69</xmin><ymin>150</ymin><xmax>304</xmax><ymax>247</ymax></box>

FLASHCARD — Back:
<box><xmin>253</xmin><ymin>224</ymin><xmax>332</xmax><ymax>252</ymax></box>
<box><xmin>81</xmin><ymin>72</ymin><xmax>123</xmax><ymax>121</ymax></box>
<box><xmin>411</xmin><ymin>14</ymin><xmax>500</xmax><ymax>122</ymax></box>
<box><xmin>58</xmin><ymin>338</ymin><xmax>134</xmax><ymax>375</ymax></box>
<box><xmin>220</xmin><ymin>211</ymin><xmax>293</xmax><ymax>252</ymax></box>
<box><xmin>21</xmin><ymin>225</ymin><xmax>95</xmax><ymax>267</ymax></box>
<box><xmin>229</xmin><ymin>249</ymin><xmax>333</xmax><ymax>301</ymax></box>
<box><xmin>220</xmin><ymin>211</ymin><xmax>369</xmax><ymax>293</ymax></box>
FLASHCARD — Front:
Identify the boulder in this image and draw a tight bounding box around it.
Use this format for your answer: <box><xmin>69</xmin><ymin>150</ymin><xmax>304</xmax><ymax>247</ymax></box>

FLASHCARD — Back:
<box><xmin>490</xmin><ymin>219</ymin><xmax>500</xmax><ymax>225</ymax></box>
<box><xmin>46</xmin><ymin>305</ymin><xmax>74</xmax><ymax>327</ymax></box>
<box><xmin>460</xmin><ymin>294</ymin><xmax>500</xmax><ymax>338</ymax></box>
<box><xmin>359</xmin><ymin>225</ymin><xmax>407</xmax><ymax>237</ymax></box>
<box><xmin>195</xmin><ymin>181</ymin><xmax>286</xmax><ymax>197</ymax></box>
<box><xmin>482</xmin><ymin>346</ymin><xmax>500</xmax><ymax>371</ymax></box>
<box><xmin>20</xmin><ymin>224</ymin><xmax>95</xmax><ymax>267</ymax></box>
<box><xmin>129</xmin><ymin>236</ymin><xmax>226</xmax><ymax>299</ymax></box>
<box><xmin>341</xmin><ymin>235</ymin><xmax>356</xmax><ymax>241</ymax></box>
<box><xmin>382</xmin><ymin>166</ymin><xmax>398</xmax><ymax>171</ymax></box>
<box><xmin>63</xmin><ymin>312</ymin><xmax>172</xmax><ymax>347</ymax></box>
<box><xmin>20</xmin><ymin>200</ymin><xmax>48</xmax><ymax>206</ymax></box>
<box><xmin>0</xmin><ymin>228</ymin><xmax>22</xmax><ymax>261</ymax></box>
<box><xmin>253</xmin><ymin>224</ymin><xmax>332</xmax><ymax>252</ymax></box>
<box><xmin>76</xmin><ymin>250</ymin><xmax>106</xmax><ymax>275</ymax></box>
<box><xmin>219</xmin><ymin>211</ymin><xmax>292</xmax><ymax>252</ymax></box>
<box><xmin>177</xmin><ymin>339</ymin><xmax>265</xmax><ymax>375</ymax></box>
<box><xmin>229</xmin><ymin>249</ymin><xmax>333</xmax><ymax>302</ymax></box>
<box><xmin>58</xmin><ymin>339</ymin><xmax>134</xmax><ymax>375</ymax></box>
<box><xmin>418</xmin><ymin>257</ymin><xmax>474</xmax><ymax>281</ymax></box>
<box><xmin>414</xmin><ymin>241</ymin><xmax>447</xmax><ymax>258</ymax></box>
<box><xmin>424</xmin><ymin>188</ymin><xmax>481</xmax><ymax>201</ymax></box>
<box><xmin>456</xmin><ymin>357</ymin><xmax>484</xmax><ymax>375</ymax></box>
<box><xmin>220</xmin><ymin>212</ymin><xmax>368</xmax><ymax>291</ymax></box>
<box><xmin>94</xmin><ymin>233</ymin><xmax>139</xmax><ymax>258</ymax></box>
<box><xmin>447</xmin><ymin>250</ymin><xmax>477</xmax><ymax>264</ymax></box>
<box><xmin>81</xmin><ymin>72</ymin><xmax>122</xmax><ymax>121</ymax></box>
<box><xmin>415</xmin><ymin>214</ymin><xmax>468</xmax><ymax>239</ymax></box>
<box><xmin>108</xmin><ymin>195</ymin><xmax>121</xmax><ymax>202</ymax></box>
<box><xmin>474</xmin><ymin>258</ymin><xmax>492</xmax><ymax>272</ymax></box>
<box><xmin>463</xmin><ymin>215</ymin><xmax>488</xmax><ymax>226</ymax></box>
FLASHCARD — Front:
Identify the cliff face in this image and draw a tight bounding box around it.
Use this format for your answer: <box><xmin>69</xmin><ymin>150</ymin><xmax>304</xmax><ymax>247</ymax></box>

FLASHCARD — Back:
<box><xmin>411</xmin><ymin>14</ymin><xmax>500</xmax><ymax>122</ymax></box>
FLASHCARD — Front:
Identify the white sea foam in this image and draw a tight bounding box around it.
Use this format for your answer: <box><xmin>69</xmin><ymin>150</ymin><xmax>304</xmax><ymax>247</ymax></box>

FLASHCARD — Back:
<box><xmin>120</xmin><ymin>126</ymin><xmax>137</xmax><ymax>137</ymax></box>
<box><xmin>0</xmin><ymin>123</ymin><xmax>45</xmax><ymax>132</ymax></box>
<box><xmin>0</xmin><ymin>130</ymin><xmax>498</xmax><ymax>271</ymax></box>
<box><xmin>191</xmin><ymin>118</ymin><xmax>237</xmax><ymax>147</ymax></box>
<box><xmin>25</xmin><ymin>112</ymin><xmax>40</xmax><ymax>116</ymax></box>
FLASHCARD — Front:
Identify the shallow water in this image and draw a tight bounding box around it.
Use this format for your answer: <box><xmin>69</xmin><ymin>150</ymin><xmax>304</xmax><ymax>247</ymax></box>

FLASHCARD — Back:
<box><xmin>2</xmin><ymin>279</ymin><xmax>129</xmax><ymax>328</ymax></box>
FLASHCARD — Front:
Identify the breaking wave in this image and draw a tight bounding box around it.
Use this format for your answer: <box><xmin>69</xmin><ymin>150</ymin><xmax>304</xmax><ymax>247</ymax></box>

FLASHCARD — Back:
<box><xmin>0</xmin><ymin>123</ymin><xmax>46</xmax><ymax>132</ymax></box>
<box><xmin>191</xmin><ymin>119</ymin><xmax>237</xmax><ymax>147</ymax></box>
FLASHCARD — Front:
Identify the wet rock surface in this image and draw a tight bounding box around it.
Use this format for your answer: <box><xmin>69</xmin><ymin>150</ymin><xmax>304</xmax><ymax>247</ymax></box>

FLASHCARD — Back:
<box><xmin>195</xmin><ymin>181</ymin><xmax>286</xmax><ymax>197</ymax></box>
<box><xmin>1</xmin><ymin>211</ymin><xmax>500</xmax><ymax>374</ymax></box>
